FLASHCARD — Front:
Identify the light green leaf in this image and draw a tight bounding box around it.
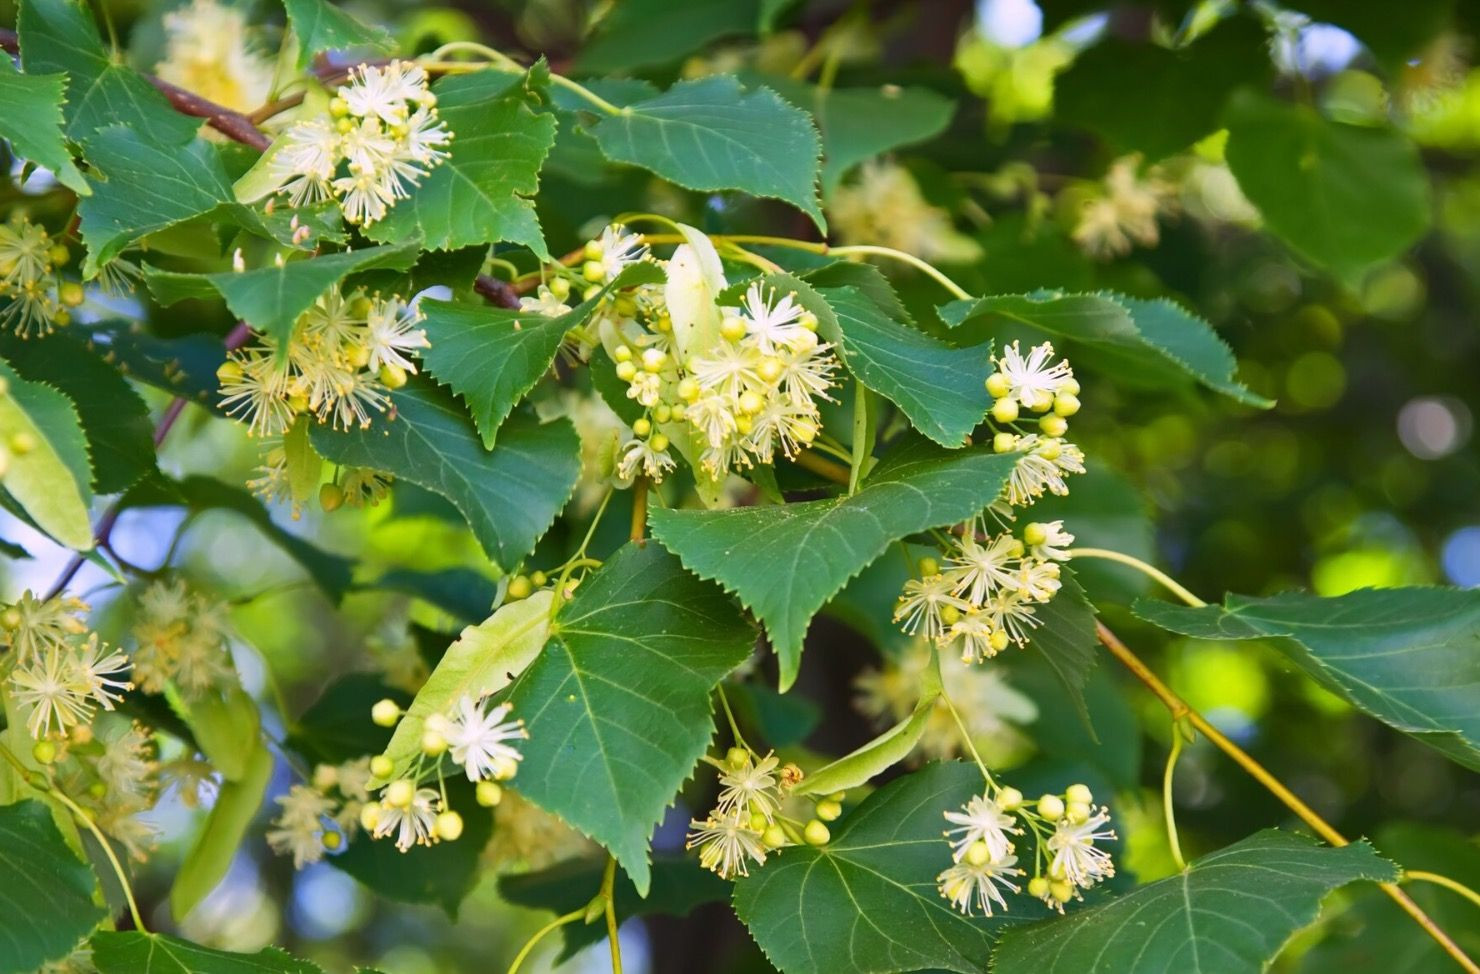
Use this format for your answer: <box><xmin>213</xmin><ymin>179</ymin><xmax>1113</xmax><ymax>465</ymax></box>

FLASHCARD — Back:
<box><xmin>18</xmin><ymin>0</ymin><xmax>199</xmax><ymax>145</ymax></box>
<box><xmin>376</xmin><ymin>591</ymin><xmax>553</xmax><ymax>783</ymax></box>
<box><xmin>1134</xmin><ymin>587</ymin><xmax>1480</xmax><ymax>771</ymax></box>
<box><xmin>0</xmin><ymin>59</ymin><xmax>88</xmax><ymax>194</ymax></box>
<box><xmin>0</xmin><ymin>359</ymin><xmax>93</xmax><ymax>550</ymax></box>
<box><xmin>90</xmin><ymin>932</ymin><xmax>323</xmax><ymax>973</ymax></box>
<box><xmin>0</xmin><ymin>800</ymin><xmax>106</xmax><ymax>974</ymax></box>
<box><xmin>590</xmin><ymin>75</ymin><xmax>824</xmax><ymax>231</ymax></box>
<box><xmin>992</xmin><ymin>830</ymin><xmax>1396</xmax><ymax>973</ymax></box>
<box><xmin>366</xmin><ymin>70</ymin><xmax>556</xmax><ymax>257</ymax></box>
<box><xmin>733</xmin><ymin>761</ymin><xmax>1025</xmax><ymax>974</ymax></box>
<box><xmin>282</xmin><ymin>417</ymin><xmax>322</xmax><ymax>508</ymax></box>
<box><xmin>794</xmin><ymin>657</ymin><xmax>941</xmax><ymax>797</ymax></box>
<box><xmin>170</xmin><ymin>740</ymin><xmax>272</xmax><ymax>922</ymax></box>
<box><xmin>143</xmin><ymin>244</ymin><xmax>419</xmax><ymax>344</ymax></box>
<box><xmin>939</xmin><ymin>290</ymin><xmax>1270</xmax><ymax>407</ymax></box>
<box><xmin>78</xmin><ymin>127</ymin><xmax>234</xmax><ymax>276</ymax></box>
<box><xmin>649</xmin><ymin>437</ymin><xmax>1018</xmax><ymax>690</ymax></box>
<box><xmin>0</xmin><ymin>331</ymin><xmax>156</xmax><ymax>494</ymax></box>
<box><xmin>280</xmin><ymin>0</ymin><xmax>393</xmax><ymax>65</ymax></box>
<box><xmin>1224</xmin><ymin>90</ymin><xmax>1431</xmax><ymax>282</ymax></box>
<box><xmin>418</xmin><ymin>264</ymin><xmax>664</xmax><ymax>448</ymax></box>
<box><xmin>310</xmin><ymin>382</ymin><xmax>580</xmax><ymax>570</ymax></box>
<box><xmin>177</xmin><ymin>685</ymin><xmax>261</xmax><ymax>782</ymax></box>
<box><xmin>816</xmin><ymin>281</ymin><xmax>991</xmax><ymax>447</ymax></box>
<box><xmin>507</xmin><ymin>544</ymin><xmax>755</xmax><ymax>896</ymax></box>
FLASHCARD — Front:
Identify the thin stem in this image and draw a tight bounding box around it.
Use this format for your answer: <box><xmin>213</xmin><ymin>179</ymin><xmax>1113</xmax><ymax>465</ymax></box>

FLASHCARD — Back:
<box><xmin>1096</xmin><ymin>621</ymin><xmax>1479</xmax><ymax>973</ymax></box>
<box><xmin>424</xmin><ymin>42</ymin><xmax>626</xmax><ymax>116</ymax></box>
<box><xmin>505</xmin><ymin>908</ymin><xmax>584</xmax><ymax>974</ymax></box>
<box><xmin>1069</xmin><ymin>548</ymin><xmax>1207</xmax><ymax>608</ymax></box>
<box><xmin>828</xmin><ymin>246</ymin><xmax>973</xmax><ymax>301</ymax></box>
<box><xmin>938</xmin><ymin>681</ymin><xmax>995</xmax><ymax>788</ymax></box>
<box><xmin>551</xmin><ymin>489</ymin><xmax>613</xmax><ymax>620</ymax></box>
<box><xmin>51</xmin><ymin>787</ymin><xmax>147</xmax><ymax>932</ymax></box>
<box><xmin>720</xmin><ymin>242</ymin><xmax>782</xmax><ymax>274</ymax></box>
<box><xmin>793</xmin><ymin>449</ymin><xmax>852</xmax><ymax>485</ymax></box>
<box><xmin>716</xmin><ymin>684</ymin><xmax>752</xmax><ymax>753</ymax></box>
<box><xmin>848</xmin><ymin>381</ymin><xmax>868</xmax><ymax>496</ymax></box>
<box><xmin>601</xmin><ymin>856</ymin><xmax>623</xmax><ymax>974</ymax></box>
<box><xmin>1405</xmin><ymin>871</ymin><xmax>1480</xmax><ymax>912</ymax></box>
<box><xmin>630</xmin><ymin>479</ymin><xmax>649</xmax><ymax>546</ymax></box>
<box><xmin>1162</xmin><ymin>724</ymin><xmax>1187</xmax><ymax>871</ymax></box>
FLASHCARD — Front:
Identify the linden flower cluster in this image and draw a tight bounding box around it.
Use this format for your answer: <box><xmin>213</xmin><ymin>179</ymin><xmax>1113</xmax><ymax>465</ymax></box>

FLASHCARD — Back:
<box><xmin>1070</xmin><ymin>155</ymin><xmax>1171</xmax><ymax>260</ymax></box>
<box><xmin>1</xmin><ymin>592</ymin><xmax>163</xmax><ymax>861</ymax></box>
<box><xmin>265</xmin><ymin>757</ymin><xmax>373</xmax><ymax>870</ymax></box>
<box><xmin>268</xmin><ymin>62</ymin><xmax>451</xmax><ymax>225</ymax></box>
<box><xmin>936</xmin><ymin>781</ymin><xmax>1115</xmax><ymax>916</ymax></box>
<box><xmin>828</xmin><ymin>160</ymin><xmax>983</xmax><ymax>265</ymax></box>
<box><xmin>356</xmin><ymin>692</ymin><xmax>528</xmax><ymax>853</ymax></box>
<box><xmin>686</xmin><ymin>746</ymin><xmax>837</xmax><ymax>880</ymax></box>
<box><xmin>0</xmin><ymin>218</ymin><xmax>83</xmax><ymax>338</ymax></box>
<box><xmin>130</xmin><ymin>579</ymin><xmax>237</xmax><ymax>699</ymax></box>
<box><xmin>218</xmin><ymin>282</ymin><xmax>430</xmax><ymax>438</ymax></box>
<box><xmin>154</xmin><ymin>0</ymin><xmax>272</xmax><ymax>114</ymax></box>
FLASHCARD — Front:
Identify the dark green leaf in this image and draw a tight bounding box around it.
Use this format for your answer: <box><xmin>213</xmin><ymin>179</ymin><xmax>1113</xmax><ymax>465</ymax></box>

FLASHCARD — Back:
<box><xmin>365</xmin><ymin>567</ymin><xmax>497</xmax><ymax>625</ymax></box>
<box><xmin>499</xmin><ymin>855</ymin><xmax>730</xmax><ymax>960</ymax></box>
<box><xmin>0</xmin><ymin>358</ymin><xmax>93</xmax><ymax>550</ymax></box>
<box><xmin>1223</xmin><ymin>90</ymin><xmax>1431</xmax><ymax>282</ymax></box>
<box><xmin>575</xmin><ymin>0</ymin><xmax>760</xmax><ymax>73</ymax></box>
<box><xmin>366</xmin><ymin>70</ymin><xmax>556</xmax><ymax>257</ymax></box>
<box><xmin>1134</xmin><ymin>588</ymin><xmax>1480</xmax><ymax>771</ymax></box>
<box><xmin>82</xmin><ymin>320</ymin><xmax>226</xmax><ymax>404</ymax></box>
<box><xmin>507</xmin><ymin>544</ymin><xmax>755</xmax><ymax>896</ymax></box>
<box><xmin>0</xmin><ymin>58</ymin><xmax>88</xmax><ymax>194</ymax></box>
<box><xmin>1285</xmin><ymin>0</ymin><xmax>1455</xmax><ymax>70</ymax></box>
<box><xmin>1023</xmin><ymin>569</ymin><xmax>1100</xmax><ymax>732</ymax></box>
<box><xmin>649</xmin><ymin>436</ymin><xmax>1018</xmax><ymax>690</ymax></box>
<box><xmin>281</xmin><ymin>0</ymin><xmax>393</xmax><ymax>64</ymax></box>
<box><xmin>992</xmin><ymin>830</ymin><xmax>1396</xmax><ymax>973</ymax></box>
<box><xmin>940</xmin><ymin>290</ymin><xmax>1269</xmax><ymax>407</ymax></box>
<box><xmin>311</xmin><ymin>383</ymin><xmax>580</xmax><ymax>571</ymax></box>
<box><xmin>0</xmin><ymin>800</ymin><xmax>106</xmax><ymax>974</ymax></box>
<box><xmin>590</xmin><ymin>75</ymin><xmax>824</xmax><ymax>231</ymax></box>
<box><xmin>288</xmin><ymin>673</ymin><xmax>410</xmax><ymax>767</ymax></box>
<box><xmin>90</xmin><ymin>932</ymin><xmax>323</xmax><ymax>973</ymax></box>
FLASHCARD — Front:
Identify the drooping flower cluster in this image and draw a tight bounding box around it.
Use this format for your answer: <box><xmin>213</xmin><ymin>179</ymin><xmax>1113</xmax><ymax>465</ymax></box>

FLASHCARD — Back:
<box><xmin>355</xmin><ymin>692</ymin><xmax>527</xmax><ymax>854</ymax></box>
<box><xmin>828</xmin><ymin>160</ymin><xmax>984</xmax><ymax>265</ymax></box>
<box><xmin>265</xmin><ymin>757</ymin><xmax>373</xmax><ymax>869</ymax></box>
<box><xmin>686</xmin><ymin>748</ymin><xmax>787</xmax><ymax>879</ymax></box>
<box><xmin>267</xmin><ymin>62</ymin><xmax>451</xmax><ymax>225</ymax></box>
<box><xmin>1071</xmin><ymin>155</ymin><xmax>1171</xmax><ymax>260</ymax></box>
<box><xmin>936</xmin><ymin>781</ymin><xmax>1115</xmax><ymax>916</ymax></box>
<box><xmin>130</xmin><ymin>579</ymin><xmax>237</xmax><ymax>699</ymax></box>
<box><xmin>0</xmin><ymin>218</ymin><xmax>81</xmax><ymax>338</ymax></box>
<box><xmin>155</xmin><ymin>0</ymin><xmax>273</xmax><ymax>114</ymax></box>
<box><xmin>218</xmin><ymin>283</ymin><xmax>429</xmax><ymax>438</ymax></box>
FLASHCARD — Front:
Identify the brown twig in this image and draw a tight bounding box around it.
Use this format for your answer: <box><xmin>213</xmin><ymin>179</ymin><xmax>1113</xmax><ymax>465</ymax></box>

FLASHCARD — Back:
<box><xmin>474</xmin><ymin>275</ymin><xmax>522</xmax><ymax>309</ymax></box>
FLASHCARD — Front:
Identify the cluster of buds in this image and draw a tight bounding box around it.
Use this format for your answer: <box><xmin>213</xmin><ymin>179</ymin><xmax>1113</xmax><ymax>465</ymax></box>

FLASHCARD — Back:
<box><xmin>936</xmin><ymin>780</ymin><xmax>1115</xmax><ymax>916</ymax></box>
<box><xmin>685</xmin><ymin>745</ymin><xmax>834</xmax><ymax>880</ymax></box>
<box><xmin>265</xmin><ymin>757</ymin><xmax>373</xmax><ymax>869</ymax></box>
<box><xmin>267</xmin><ymin>61</ymin><xmax>451</xmax><ymax>225</ymax></box>
<box><xmin>356</xmin><ymin>692</ymin><xmax>528</xmax><ymax>852</ymax></box>
<box><xmin>0</xmin><ymin>218</ymin><xmax>83</xmax><ymax>338</ymax></box>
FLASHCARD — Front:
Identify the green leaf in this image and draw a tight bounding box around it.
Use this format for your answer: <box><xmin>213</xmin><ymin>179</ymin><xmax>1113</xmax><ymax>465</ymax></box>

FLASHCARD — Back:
<box><xmin>177</xmin><ymin>685</ymin><xmax>261</xmax><ymax>782</ymax></box>
<box><xmin>89</xmin><ymin>932</ymin><xmax>323</xmax><ymax>973</ymax></box>
<box><xmin>311</xmin><ymin>382</ymin><xmax>580</xmax><ymax>571</ymax></box>
<box><xmin>330</xmin><ymin>777</ymin><xmax>493</xmax><ymax>916</ymax></box>
<box><xmin>1223</xmin><ymin>90</ymin><xmax>1431</xmax><ymax>282</ymax></box>
<box><xmin>120</xmin><ymin>475</ymin><xmax>353</xmax><ymax>600</ymax></box>
<box><xmin>288</xmin><ymin>673</ymin><xmax>410</xmax><ymax>766</ymax></box>
<box><xmin>18</xmin><ymin>0</ymin><xmax>199</xmax><ymax>145</ymax></box>
<box><xmin>0</xmin><ymin>59</ymin><xmax>88</xmax><ymax>194</ymax></box>
<box><xmin>590</xmin><ymin>75</ymin><xmax>824</xmax><ymax>231</ymax></box>
<box><xmin>419</xmin><ymin>264</ymin><xmax>663</xmax><ymax>448</ymax></box>
<box><xmin>78</xmin><ymin>128</ymin><xmax>235</xmax><ymax>277</ymax></box>
<box><xmin>143</xmin><ymin>244</ymin><xmax>419</xmax><ymax>345</ymax></box>
<box><xmin>992</xmin><ymin>830</ymin><xmax>1396</xmax><ymax>974</ymax></box>
<box><xmin>1055</xmin><ymin>17</ymin><xmax>1272</xmax><ymax>160</ymax></box>
<box><xmin>280</xmin><ymin>0</ymin><xmax>393</xmax><ymax>65</ymax></box>
<box><xmin>366</xmin><ymin>70</ymin><xmax>556</xmax><ymax>257</ymax></box>
<box><xmin>170</xmin><ymin>740</ymin><xmax>272</xmax><ymax>922</ymax></box>
<box><xmin>365</xmin><ymin>567</ymin><xmax>497</xmax><ymax>625</ymax></box>
<box><xmin>575</xmin><ymin>0</ymin><xmax>760</xmax><ymax>73</ymax></box>
<box><xmin>376</xmin><ymin>591</ymin><xmax>553</xmax><ymax>783</ymax></box>
<box><xmin>733</xmin><ymin>762</ymin><xmax>1023</xmax><ymax>974</ymax></box>
<box><xmin>1285</xmin><ymin>0</ymin><xmax>1455</xmax><ymax>71</ymax></box>
<box><xmin>649</xmin><ymin>436</ymin><xmax>1018</xmax><ymax>690</ymax></box>
<box><xmin>939</xmin><ymin>290</ymin><xmax>1270</xmax><ymax>407</ymax></box>
<box><xmin>0</xmin><ymin>359</ymin><xmax>94</xmax><ymax>550</ymax></box>
<box><xmin>506</xmin><ymin>544</ymin><xmax>755</xmax><ymax>896</ymax></box>
<box><xmin>500</xmin><ymin>855</ymin><xmax>731</xmax><ymax>961</ymax></box>
<box><xmin>1134</xmin><ymin>587</ymin><xmax>1480</xmax><ymax>771</ymax></box>
<box><xmin>82</xmin><ymin>320</ymin><xmax>227</xmax><ymax>404</ymax></box>
<box><xmin>1027</xmin><ymin>465</ymin><xmax>1155</xmax><ymax>604</ymax></box>
<box><xmin>1023</xmin><ymin>570</ymin><xmax>1099</xmax><ymax>732</ymax></box>
<box><xmin>0</xmin><ymin>331</ymin><xmax>156</xmax><ymax>494</ymax></box>
<box><xmin>0</xmin><ymin>800</ymin><xmax>106</xmax><ymax>974</ymax></box>
<box><xmin>816</xmin><ymin>283</ymin><xmax>991</xmax><ymax>447</ymax></box>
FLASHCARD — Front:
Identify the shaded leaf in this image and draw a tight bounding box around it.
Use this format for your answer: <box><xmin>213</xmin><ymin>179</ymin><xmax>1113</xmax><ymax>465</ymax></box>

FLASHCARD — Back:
<box><xmin>575</xmin><ymin>0</ymin><xmax>760</xmax><ymax>73</ymax></box>
<box><xmin>288</xmin><ymin>673</ymin><xmax>410</xmax><ymax>767</ymax></box>
<box><xmin>365</xmin><ymin>567</ymin><xmax>497</xmax><ymax>625</ymax></box>
<box><xmin>1022</xmin><ymin>570</ymin><xmax>1099</xmax><ymax>732</ymax></box>
<box><xmin>0</xmin><ymin>800</ymin><xmax>106</xmax><ymax>974</ymax></box>
<box><xmin>0</xmin><ymin>58</ymin><xmax>88</xmax><ymax>194</ymax></box>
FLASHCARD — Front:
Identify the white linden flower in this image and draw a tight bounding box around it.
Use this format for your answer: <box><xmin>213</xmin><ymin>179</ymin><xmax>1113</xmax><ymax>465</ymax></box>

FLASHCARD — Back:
<box><xmin>687</xmin><ymin>806</ymin><xmax>768</xmax><ymax>879</ymax></box>
<box><xmin>948</xmin><ymin>610</ymin><xmax>1005</xmax><ymax>663</ymax></box>
<box><xmin>1071</xmin><ymin>155</ymin><xmax>1166</xmax><ymax>260</ymax></box>
<box><xmin>1005</xmin><ymin>436</ymin><xmax>1082</xmax><ymax>507</ymax></box>
<box><xmin>1016</xmin><ymin>560</ymin><xmax>1063</xmax><ymax>602</ymax></box>
<box><xmin>374</xmin><ymin>787</ymin><xmax>442</xmax><ymax>851</ymax></box>
<box><xmin>340</xmin><ymin>62</ymin><xmax>428</xmax><ymax>125</ymax></box>
<box><xmin>520</xmin><ymin>286</ymin><xmax>572</xmax><ymax>318</ymax></box>
<box><xmin>893</xmin><ymin>574</ymin><xmax>970</xmax><ymax>641</ymax></box>
<box><xmin>95</xmin><ymin>723</ymin><xmax>159</xmax><ymax>806</ymax></box>
<box><xmin>1</xmin><ymin>590</ymin><xmax>88</xmax><ymax>665</ymax></box>
<box><xmin>364</xmin><ymin>296</ymin><xmax>429</xmax><ymax>374</ymax></box>
<box><xmin>943</xmin><ymin>793</ymin><xmax>1021</xmax><ymax>863</ymax></box>
<box><xmin>219</xmin><ymin>345</ymin><xmax>295</xmax><ymax>438</ymax></box>
<box><xmin>827</xmin><ymin>160</ymin><xmax>983</xmax><ymax>265</ymax></box>
<box><xmin>441</xmin><ymin>695</ymin><xmax>528</xmax><ymax>782</ymax></box>
<box><xmin>995</xmin><ymin>341</ymin><xmax>1074</xmax><ymax>410</ymax></box>
<box><xmin>73</xmin><ymin>635</ymin><xmax>133</xmax><ymax>711</ymax></box>
<box><xmin>945</xmin><ymin>532</ymin><xmax>1022</xmax><ymax>606</ymax></box>
<box><xmin>714</xmin><ymin>752</ymin><xmax>782</xmax><ymax>822</ymax></box>
<box><xmin>10</xmin><ymin>645</ymin><xmax>93</xmax><ymax>738</ymax></box>
<box><xmin>1028</xmin><ymin>520</ymin><xmax>1075</xmax><ymax>562</ymax></box>
<box><xmin>736</xmin><ymin>282</ymin><xmax>810</xmax><ymax>355</ymax></box>
<box><xmin>937</xmin><ymin>854</ymin><xmax>1023</xmax><ymax>916</ymax></box>
<box><xmin>1047</xmin><ymin>807</ymin><xmax>1117</xmax><ymax>890</ymax></box>
<box><xmin>593</xmin><ymin>224</ymin><xmax>650</xmax><ymax>280</ymax></box>
<box><xmin>617</xmin><ymin>435</ymin><xmax>676</xmax><ymax>483</ymax></box>
<box><xmin>155</xmin><ymin>0</ymin><xmax>272</xmax><ymax>113</ymax></box>
<box><xmin>270</xmin><ymin>119</ymin><xmax>341</xmax><ymax>208</ymax></box>
<box><xmin>268</xmin><ymin>784</ymin><xmax>335</xmax><ymax>869</ymax></box>
<box><xmin>983</xmin><ymin>590</ymin><xmax>1041</xmax><ymax>647</ymax></box>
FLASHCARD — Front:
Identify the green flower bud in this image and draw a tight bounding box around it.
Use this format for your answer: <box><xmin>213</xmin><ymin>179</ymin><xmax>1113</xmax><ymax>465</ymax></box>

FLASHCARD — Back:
<box><xmin>918</xmin><ymin>556</ymin><xmax>940</xmax><ymax>577</ymax></box>
<box><xmin>421</xmin><ymin>728</ymin><xmax>448</xmax><ymax>757</ymax></box>
<box><xmin>319</xmin><ymin>483</ymin><xmax>344</xmax><ymax>512</ymax></box>
<box><xmin>476</xmin><ymin>780</ymin><xmax>504</xmax><ymax>807</ymax></box>
<box><xmin>322</xmin><ymin>830</ymin><xmax>343</xmax><ymax>850</ymax></box>
<box><xmin>726</xmin><ymin>746</ymin><xmax>749</xmax><ymax>770</ymax></box>
<box><xmin>435</xmin><ymin>810</ymin><xmax>464</xmax><ymax>841</ymax></box>
<box><xmin>1065</xmin><ymin>783</ymin><xmax>1093</xmax><ymax>804</ymax></box>
<box><xmin>615</xmin><ymin>360</ymin><xmax>637</xmax><ymax>382</ymax></box>
<box><xmin>815</xmin><ymin>799</ymin><xmax>842</xmax><ymax>821</ymax></box>
<box><xmin>762</xmin><ymin>825</ymin><xmax>787</xmax><ymax>848</ymax></box>
<box><xmin>371</xmin><ymin>698</ymin><xmax>401</xmax><ymax>727</ymax></box>
<box><xmin>991</xmin><ymin>398</ymin><xmax>1020</xmax><ymax>424</ymax></box>
<box><xmin>997</xmin><ymin>786</ymin><xmax>1023</xmax><ymax>810</ymax></box>
<box><xmin>614</xmin><ymin>345</ymin><xmax>633</xmax><ymax>362</ymax></box>
<box><xmin>507</xmin><ymin>575</ymin><xmax>533</xmax><ymax>600</ymax></box>
<box><xmin>1054</xmin><ymin>392</ymin><xmax>1081</xmax><ymax>417</ymax></box>
<box><xmin>633</xmin><ymin>417</ymin><xmax>652</xmax><ymax>437</ymax></box>
<box><xmin>385</xmin><ymin>779</ymin><xmax>415</xmax><ymax>808</ymax></box>
<box><xmin>649</xmin><ymin>433</ymin><xmax>670</xmax><ymax>453</ymax></box>
<box><xmin>1040</xmin><ymin>415</ymin><xmax>1068</xmax><ymax>438</ymax></box>
<box><xmin>369</xmin><ymin>754</ymin><xmax>394</xmax><ymax>779</ymax></box>
<box><xmin>803</xmin><ymin>819</ymin><xmax>831</xmax><ymax>846</ymax></box>
<box><xmin>966</xmin><ymin>839</ymin><xmax>992</xmax><ymax>866</ymax></box>
<box><xmin>1028</xmin><ymin>876</ymin><xmax>1050</xmax><ymax>898</ymax></box>
<box><xmin>360</xmin><ymin>802</ymin><xmax>382</xmax><ymax>831</ymax></box>
<box><xmin>993</xmin><ymin>432</ymin><xmax>1017</xmax><ymax>453</ymax></box>
<box><xmin>31</xmin><ymin>740</ymin><xmax>57</xmax><ymax>765</ymax></box>
<box><xmin>1023</xmin><ymin>522</ymin><xmax>1049</xmax><ymax>546</ymax></box>
<box><xmin>1038</xmin><ymin>793</ymin><xmax>1066</xmax><ymax>821</ymax></box>
<box><xmin>985</xmin><ymin>373</ymin><xmax>1011</xmax><ymax>399</ymax></box>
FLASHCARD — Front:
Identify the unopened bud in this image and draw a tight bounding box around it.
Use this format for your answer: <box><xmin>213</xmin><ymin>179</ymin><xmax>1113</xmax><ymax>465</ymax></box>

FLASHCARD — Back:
<box><xmin>360</xmin><ymin>802</ymin><xmax>382</xmax><ymax>831</ymax></box>
<box><xmin>385</xmin><ymin>779</ymin><xmax>415</xmax><ymax>808</ymax></box>
<box><xmin>476</xmin><ymin>780</ymin><xmax>504</xmax><ymax>807</ymax></box>
<box><xmin>1038</xmin><ymin>794</ymin><xmax>1065</xmax><ymax>821</ymax></box>
<box><xmin>815</xmin><ymin>799</ymin><xmax>842</xmax><ymax>821</ymax></box>
<box><xmin>966</xmin><ymin>839</ymin><xmax>992</xmax><ymax>866</ymax></box>
<box><xmin>1065</xmin><ymin>783</ymin><xmax>1093</xmax><ymax>804</ymax></box>
<box><xmin>992</xmin><ymin>432</ymin><xmax>1017</xmax><ymax>453</ymax></box>
<box><xmin>421</xmin><ymin>729</ymin><xmax>447</xmax><ymax>757</ymax></box>
<box><xmin>997</xmin><ymin>786</ymin><xmax>1023</xmax><ymax>811</ymax></box>
<box><xmin>507</xmin><ymin>575</ymin><xmax>533</xmax><ymax>600</ymax></box>
<box><xmin>991</xmin><ymin>398</ymin><xmax>1020</xmax><ymax>424</ymax></box>
<box><xmin>319</xmin><ymin>483</ymin><xmax>344</xmax><ymax>512</ymax></box>
<box><xmin>803</xmin><ymin>819</ymin><xmax>830</xmax><ymax>846</ymax></box>
<box><xmin>435</xmin><ymin>810</ymin><xmax>464</xmax><ymax>841</ymax></box>
<box><xmin>1040</xmin><ymin>415</ymin><xmax>1068</xmax><ymax>438</ymax></box>
<box><xmin>371</xmin><ymin>698</ymin><xmax>402</xmax><ymax>727</ymax></box>
<box><xmin>985</xmin><ymin>373</ymin><xmax>1011</xmax><ymax>399</ymax></box>
<box><xmin>369</xmin><ymin>755</ymin><xmax>394</xmax><ymax>779</ymax></box>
